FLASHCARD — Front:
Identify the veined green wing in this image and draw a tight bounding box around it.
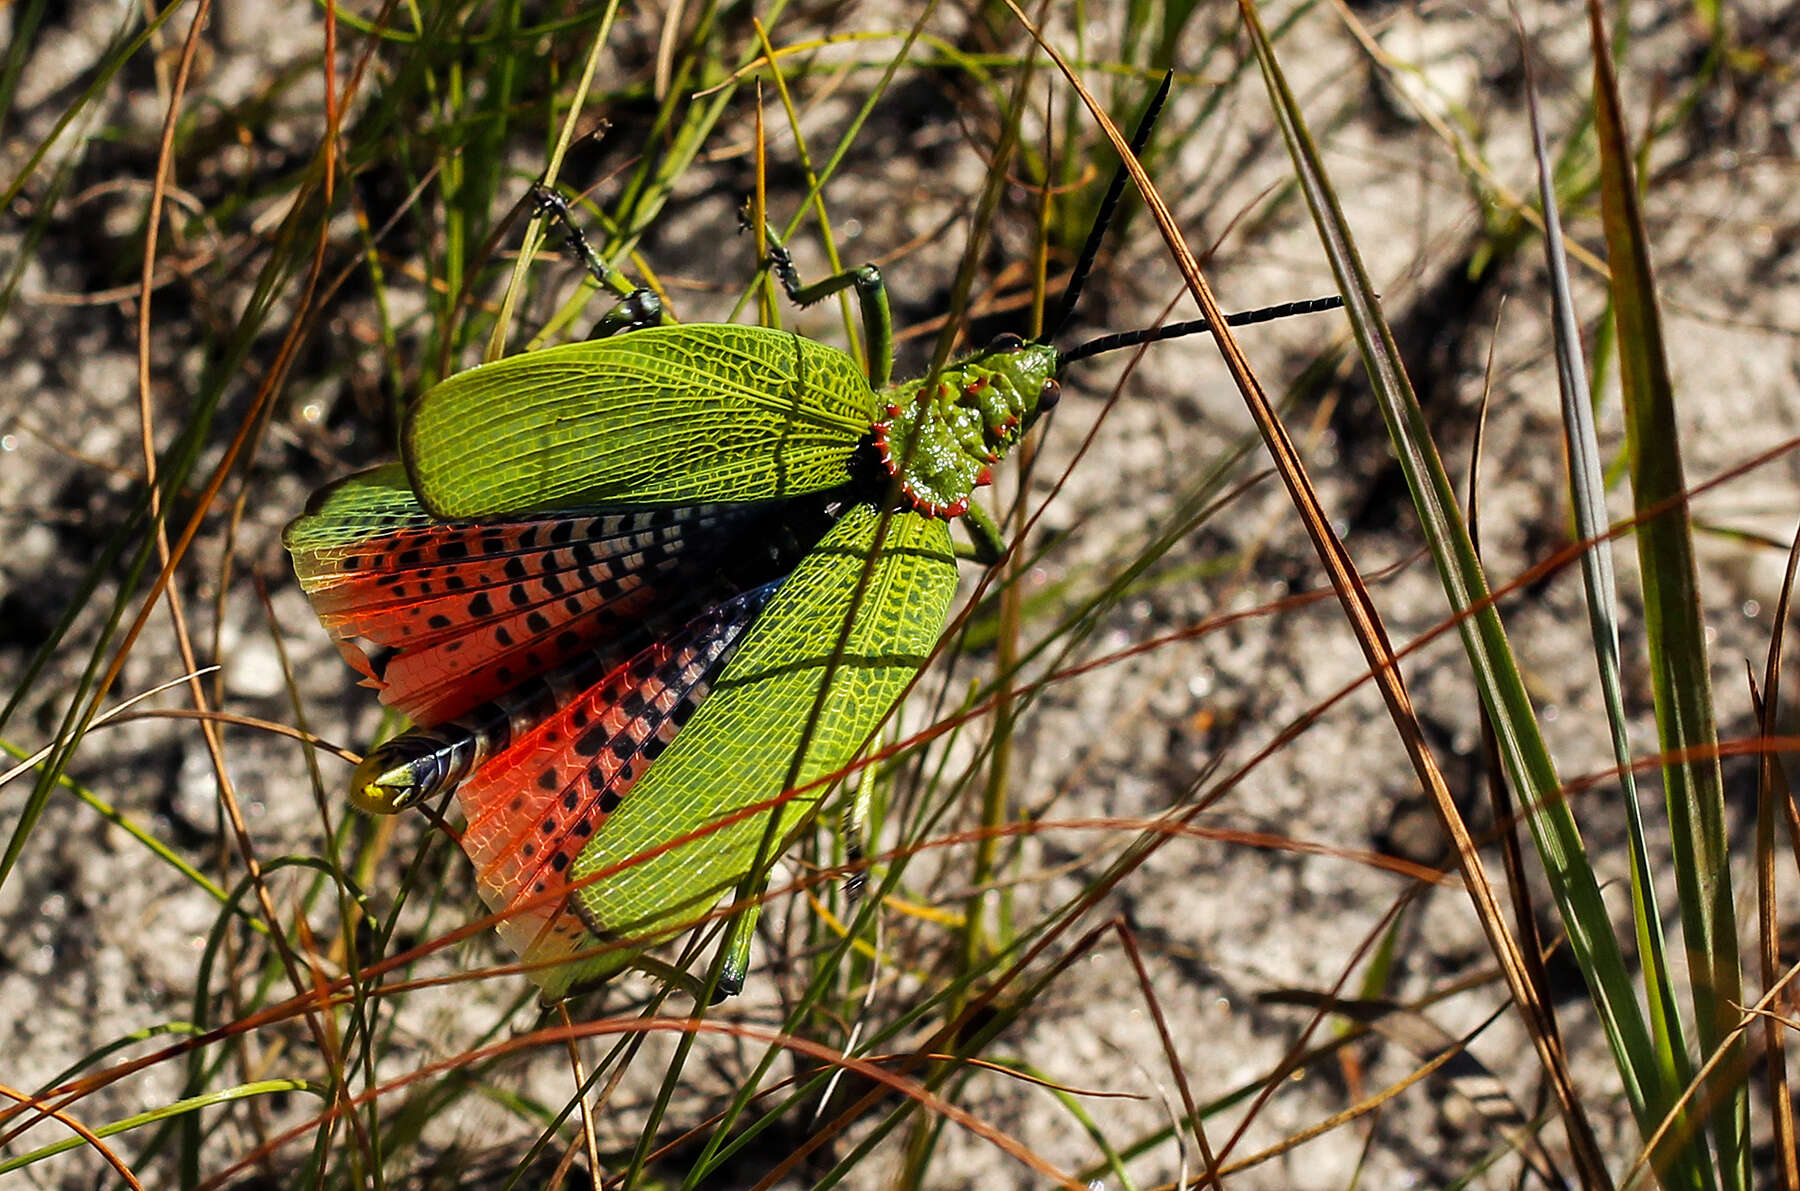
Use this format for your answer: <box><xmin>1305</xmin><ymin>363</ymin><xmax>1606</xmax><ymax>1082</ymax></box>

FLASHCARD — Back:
<box><xmin>404</xmin><ymin>324</ymin><xmax>878</xmax><ymax>519</ymax></box>
<box><xmin>563</xmin><ymin>502</ymin><xmax>957</xmax><ymax>986</ymax></box>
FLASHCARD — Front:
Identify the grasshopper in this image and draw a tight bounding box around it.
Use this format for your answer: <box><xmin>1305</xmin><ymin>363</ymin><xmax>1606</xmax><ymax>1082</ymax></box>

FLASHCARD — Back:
<box><xmin>285</xmin><ymin>89</ymin><xmax>1338</xmax><ymax>1001</ymax></box>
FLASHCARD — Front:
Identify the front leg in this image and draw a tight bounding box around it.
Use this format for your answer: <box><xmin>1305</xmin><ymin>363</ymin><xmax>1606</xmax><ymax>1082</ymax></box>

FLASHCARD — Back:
<box><xmin>754</xmin><ymin>214</ymin><xmax>894</xmax><ymax>390</ymax></box>
<box><xmin>531</xmin><ymin>184</ymin><xmax>665</xmax><ymax>340</ymax></box>
<box><xmin>960</xmin><ymin>501</ymin><xmax>1008</xmax><ymax>566</ymax></box>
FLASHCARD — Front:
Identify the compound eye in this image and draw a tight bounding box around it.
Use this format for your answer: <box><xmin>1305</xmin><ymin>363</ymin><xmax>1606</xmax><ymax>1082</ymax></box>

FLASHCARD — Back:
<box><xmin>1038</xmin><ymin>378</ymin><xmax>1061</xmax><ymax>410</ymax></box>
<box><xmin>986</xmin><ymin>332</ymin><xmax>1026</xmax><ymax>354</ymax></box>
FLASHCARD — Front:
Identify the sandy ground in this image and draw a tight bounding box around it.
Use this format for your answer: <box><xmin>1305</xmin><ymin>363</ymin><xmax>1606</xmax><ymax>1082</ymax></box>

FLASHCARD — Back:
<box><xmin>3</xmin><ymin>0</ymin><xmax>1799</xmax><ymax>1187</ymax></box>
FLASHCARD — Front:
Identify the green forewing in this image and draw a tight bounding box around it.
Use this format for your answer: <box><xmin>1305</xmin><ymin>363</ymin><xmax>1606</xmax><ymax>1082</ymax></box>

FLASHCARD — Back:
<box><xmin>281</xmin><ymin>462</ymin><xmax>433</xmax><ymax>568</ymax></box>
<box><xmin>568</xmin><ymin>503</ymin><xmax>957</xmax><ymax>967</ymax></box>
<box><xmin>405</xmin><ymin>324</ymin><xmax>878</xmax><ymax>519</ymax></box>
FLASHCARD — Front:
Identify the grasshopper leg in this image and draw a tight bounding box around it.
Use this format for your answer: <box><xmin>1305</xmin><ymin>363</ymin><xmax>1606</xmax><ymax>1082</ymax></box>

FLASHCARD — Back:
<box><xmin>587</xmin><ymin>289</ymin><xmax>664</xmax><ymax>340</ymax></box>
<box><xmin>530</xmin><ymin>183</ymin><xmax>664</xmax><ymax>339</ymax></box>
<box><xmin>713</xmin><ymin>907</ymin><xmax>758</xmax><ymax>1002</ymax></box>
<box><xmin>754</xmin><ymin>214</ymin><xmax>894</xmax><ymax>390</ymax></box>
<box><xmin>960</xmin><ymin>501</ymin><xmax>1008</xmax><ymax>566</ymax></box>
<box><xmin>706</xmin><ymin>790</ymin><xmax>871</xmax><ymax>1004</ymax></box>
<box><xmin>840</xmin><ymin>799</ymin><xmax>868</xmax><ymax>904</ymax></box>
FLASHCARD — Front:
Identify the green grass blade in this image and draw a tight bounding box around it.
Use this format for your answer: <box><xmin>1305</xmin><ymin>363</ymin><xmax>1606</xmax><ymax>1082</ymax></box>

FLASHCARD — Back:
<box><xmin>0</xmin><ymin>740</ymin><xmax>245</xmax><ymax>918</ymax></box>
<box><xmin>1588</xmin><ymin>6</ymin><xmax>1747</xmax><ymax>1186</ymax></box>
<box><xmin>1520</xmin><ymin>11</ymin><xmax>1695</xmax><ymax>1143</ymax></box>
<box><xmin>0</xmin><ymin>1080</ymin><xmax>315</xmax><ymax>1176</ymax></box>
<box><xmin>1240</xmin><ymin>1</ymin><xmax>1703</xmax><ymax>1184</ymax></box>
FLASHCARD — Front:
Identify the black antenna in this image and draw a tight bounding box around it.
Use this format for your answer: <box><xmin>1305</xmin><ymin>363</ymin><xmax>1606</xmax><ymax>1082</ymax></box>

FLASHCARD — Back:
<box><xmin>1047</xmin><ymin>70</ymin><xmax>1174</xmax><ymax>340</ymax></box>
<box><xmin>1059</xmin><ymin>294</ymin><xmax>1346</xmax><ymax>366</ymax></box>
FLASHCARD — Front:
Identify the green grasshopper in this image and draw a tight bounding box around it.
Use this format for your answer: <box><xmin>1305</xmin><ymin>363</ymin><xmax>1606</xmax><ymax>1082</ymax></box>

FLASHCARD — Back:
<box><xmin>285</xmin><ymin>98</ymin><xmax>1339</xmax><ymax>1002</ymax></box>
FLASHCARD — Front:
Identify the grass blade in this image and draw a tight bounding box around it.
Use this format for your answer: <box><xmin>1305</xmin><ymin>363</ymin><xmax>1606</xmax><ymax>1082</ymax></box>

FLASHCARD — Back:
<box><xmin>1587</xmin><ymin>4</ymin><xmax>1747</xmax><ymax>1185</ymax></box>
<box><xmin>1229</xmin><ymin>0</ymin><xmax>1715</xmax><ymax>1184</ymax></box>
<box><xmin>1519</xmin><ymin>0</ymin><xmax>1696</xmax><ymax>1149</ymax></box>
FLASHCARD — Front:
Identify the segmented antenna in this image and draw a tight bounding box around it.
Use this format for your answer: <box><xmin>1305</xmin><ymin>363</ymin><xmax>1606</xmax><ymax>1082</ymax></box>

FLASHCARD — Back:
<box><xmin>1059</xmin><ymin>295</ymin><xmax>1347</xmax><ymax>365</ymax></box>
<box><xmin>1048</xmin><ymin>70</ymin><xmax>1175</xmax><ymax>340</ymax></box>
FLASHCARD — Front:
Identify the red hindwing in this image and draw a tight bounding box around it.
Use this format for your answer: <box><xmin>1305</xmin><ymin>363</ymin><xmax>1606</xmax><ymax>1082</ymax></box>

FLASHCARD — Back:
<box><xmin>287</xmin><ymin>466</ymin><xmax>761</xmax><ymax>725</ymax></box>
<box><xmin>452</xmin><ymin>589</ymin><xmax>772</xmax><ymax>984</ymax></box>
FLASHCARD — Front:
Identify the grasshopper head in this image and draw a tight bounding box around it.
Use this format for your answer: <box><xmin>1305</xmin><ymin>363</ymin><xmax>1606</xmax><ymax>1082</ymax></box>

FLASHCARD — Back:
<box><xmin>873</xmin><ymin>334</ymin><xmax>1060</xmax><ymax>519</ymax></box>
